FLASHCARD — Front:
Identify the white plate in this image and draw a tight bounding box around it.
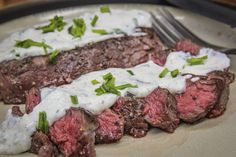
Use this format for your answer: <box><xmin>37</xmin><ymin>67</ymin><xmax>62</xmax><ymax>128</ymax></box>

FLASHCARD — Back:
<box><xmin>0</xmin><ymin>4</ymin><xmax>236</xmax><ymax>157</ymax></box>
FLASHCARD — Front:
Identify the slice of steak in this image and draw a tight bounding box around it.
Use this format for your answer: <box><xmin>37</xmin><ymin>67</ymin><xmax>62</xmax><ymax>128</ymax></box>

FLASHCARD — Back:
<box><xmin>0</xmin><ymin>28</ymin><xmax>166</xmax><ymax>104</ymax></box>
<box><xmin>175</xmin><ymin>39</ymin><xmax>201</xmax><ymax>55</ymax></box>
<box><xmin>112</xmin><ymin>96</ymin><xmax>148</xmax><ymax>138</ymax></box>
<box><xmin>95</xmin><ymin>109</ymin><xmax>124</xmax><ymax>144</ymax></box>
<box><xmin>207</xmin><ymin>71</ymin><xmax>235</xmax><ymax>118</ymax></box>
<box><xmin>25</xmin><ymin>87</ymin><xmax>41</xmax><ymax>114</ymax></box>
<box><xmin>30</xmin><ymin>131</ymin><xmax>59</xmax><ymax>157</ymax></box>
<box><xmin>11</xmin><ymin>106</ymin><xmax>24</xmax><ymax>117</ymax></box>
<box><xmin>143</xmin><ymin>88</ymin><xmax>179</xmax><ymax>133</ymax></box>
<box><xmin>175</xmin><ymin>78</ymin><xmax>220</xmax><ymax>123</ymax></box>
<box><xmin>49</xmin><ymin>108</ymin><xmax>96</xmax><ymax>157</ymax></box>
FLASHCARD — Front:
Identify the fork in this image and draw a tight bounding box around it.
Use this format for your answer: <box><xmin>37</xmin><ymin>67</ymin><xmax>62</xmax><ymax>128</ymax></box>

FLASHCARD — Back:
<box><xmin>151</xmin><ymin>7</ymin><xmax>236</xmax><ymax>54</ymax></box>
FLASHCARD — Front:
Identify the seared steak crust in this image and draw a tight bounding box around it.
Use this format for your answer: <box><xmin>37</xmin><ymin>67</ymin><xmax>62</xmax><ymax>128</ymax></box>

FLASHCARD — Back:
<box><xmin>143</xmin><ymin>88</ymin><xmax>179</xmax><ymax>133</ymax></box>
<box><xmin>0</xmin><ymin>28</ymin><xmax>165</xmax><ymax>104</ymax></box>
<box><xmin>112</xmin><ymin>96</ymin><xmax>149</xmax><ymax>138</ymax></box>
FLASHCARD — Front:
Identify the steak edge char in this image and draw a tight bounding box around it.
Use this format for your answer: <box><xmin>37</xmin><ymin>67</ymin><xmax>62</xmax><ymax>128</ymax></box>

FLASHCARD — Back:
<box><xmin>0</xmin><ymin>28</ymin><xmax>166</xmax><ymax>104</ymax></box>
<box><xmin>49</xmin><ymin>108</ymin><xmax>96</xmax><ymax>157</ymax></box>
<box><xmin>143</xmin><ymin>88</ymin><xmax>180</xmax><ymax>133</ymax></box>
<box><xmin>95</xmin><ymin>109</ymin><xmax>124</xmax><ymax>144</ymax></box>
<box><xmin>112</xmin><ymin>96</ymin><xmax>149</xmax><ymax>138</ymax></box>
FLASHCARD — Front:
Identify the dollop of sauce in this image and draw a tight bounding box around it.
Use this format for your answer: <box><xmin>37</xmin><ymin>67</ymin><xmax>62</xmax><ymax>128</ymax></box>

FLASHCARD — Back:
<box><xmin>0</xmin><ymin>9</ymin><xmax>151</xmax><ymax>62</ymax></box>
<box><xmin>0</xmin><ymin>48</ymin><xmax>230</xmax><ymax>154</ymax></box>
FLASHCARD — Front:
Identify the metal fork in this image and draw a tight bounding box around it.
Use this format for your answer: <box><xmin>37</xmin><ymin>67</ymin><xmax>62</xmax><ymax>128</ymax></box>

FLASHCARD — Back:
<box><xmin>151</xmin><ymin>7</ymin><xmax>236</xmax><ymax>54</ymax></box>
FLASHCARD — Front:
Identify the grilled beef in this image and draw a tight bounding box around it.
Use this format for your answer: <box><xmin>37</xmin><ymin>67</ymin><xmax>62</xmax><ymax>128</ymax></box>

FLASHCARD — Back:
<box><xmin>30</xmin><ymin>131</ymin><xmax>59</xmax><ymax>157</ymax></box>
<box><xmin>0</xmin><ymin>28</ymin><xmax>166</xmax><ymax>104</ymax></box>
<box><xmin>175</xmin><ymin>39</ymin><xmax>201</xmax><ymax>55</ymax></box>
<box><xmin>143</xmin><ymin>88</ymin><xmax>179</xmax><ymax>133</ymax></box>
<box><xmin>112</xmin><ymin>96</ymin><xmax>148</xmax><ymax>138</ymax></box>
<box><xmin>95</xmin><ymin>109</ymin><xmax>124</xmax><ymax>144</ymax></box>
<box><xmin>11</xmin><ymin>106</ymin><xmax>24</xmax><ymax>117</ymax></box>
<box><xmin>25</xmin><ymin>87</ymin><xmax>41</xmax><ymax>114</ymax></box>
<box><xmin>49</xmin><ymin>108</ymin><xmax>96</xmax><ymax>157</ymax></box>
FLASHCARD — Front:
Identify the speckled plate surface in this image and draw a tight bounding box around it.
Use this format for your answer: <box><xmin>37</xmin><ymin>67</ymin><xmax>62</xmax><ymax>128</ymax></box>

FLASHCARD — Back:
<box><xmin>0</xmin><ymin>4</ymin><xmax>236</xmax><ymax>157</ymax></box>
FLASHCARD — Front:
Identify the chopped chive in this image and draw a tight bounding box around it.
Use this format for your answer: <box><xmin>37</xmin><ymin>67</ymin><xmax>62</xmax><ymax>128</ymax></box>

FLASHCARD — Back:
<box><xmin>68</xmin><ymin>18</ymin><xmax>86</xmax><ymax>38</ymax></box>
<box><xmin>113</xmin><ymin>28</ymin><xmax>125</xmax><ymax>34</ymax></box>
<box><xmin>49</xmin><ymin>50</ymin><xmax>60</xmax><ymax>64</ymax></box>
<box><xmin>95</xmin><ymin>72</ymin><xmax>138</xmax><ymax>96</ymax></box>
<box><xmin>100</xmin><ymin>6</ymin><xmax>111</xmax><ymax>13</ymax></box>
<box><xmin>116</xmin><ymin>84</ymin><xmax>138</xmax><ymax>90</ymax></box>
<box><xmin>92</xmin><ymin>29</ymin><xmax>108</xmax><ymax>35</ymax></box>
<box><xmin>171</xmin><ymin>69</ymin><xmax>180</xmax><ymax>78</ymax></box>
<box><xmin>70</xmin><ymin>95</ymin><xmax>78</xmax><ymax>105</ymax></box>
<box><xmin>91</xmin><ymin>79</ymin><xmax>100</xmax><ymax>85</ymax></box>
<box><xmin>15</xmin><ymin>39</ymin><xmax>52</xmax><ymax>54</ymax></box>
<box><xmin>127</xmin><ymin>70</ymin><xmax>134</xmax><ymax>76</ymax></box>
<box><xmin>38</xmin><ymin>111</ymin><xmax>49</xmax><ymax>134</ymax></box>
<box><xmin>187</xmin><ymin>55</ymin><xmax>208</xmax><ymax>66</ymax></box>
<box><xmin>159</xmin><ymin>68</ymin><xmax>169</xmax><ymax>78</ymax></box>
<box><xmin>103</xmin><ymin>72</ymin><xmax>113</xmax><ymax>80</ymax></box>
<box><xmin>91</xmin><ymin>15</ymin><xmax>98</xmax><ymax>27</ymax></box>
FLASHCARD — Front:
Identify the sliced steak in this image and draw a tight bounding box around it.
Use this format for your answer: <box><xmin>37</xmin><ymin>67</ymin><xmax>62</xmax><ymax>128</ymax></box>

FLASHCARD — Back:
<box><xmin>175</xmin><ymin>78</ymin><xmax>220</xmax><ymax>123</ymax></box>
<box><xmin>175</xmin><ymin>39</ymin><xmax>201</xmax><ymax>55</ymax></box>
<box><xmin>49</xmin><ymin>108</ymin><xmax>96</xmax><ymax>157</ymax></box>
<box><xmin>143</xmin><ymin>88</ymin><xmax>179</xmax><ymax>133</ymax></box>
<box><xmin>207</xmin><ymin>71</ymin><xmax>235</xmax><ymax>118</ymax></box>
<box><xmin>95</xmin><ymin>109</ymin><xmax>124</xmax><ymax>144</ymax></box>
<box><xmin>0</xmin><ymin>28</ymin><xmax>166</xmax><ymax>104</ymax></box>
<box><xmin>30</xmin><ymin>131</ymin><xmax>59</xmax><ymax>157</ymax></box>
<box><xmin>112</xmin><ymin>96</ymin><xmax>148</xmax><ymax>138</ymax></box>
<box><xmin>25</xmin><ymin>87</ymin><xmax>41</xmax><ymax>114</ymax></box>
<box><xmin>11</xmin><ymin>106</ymin><xmax>24</xmax><ymax>117</ymax></box>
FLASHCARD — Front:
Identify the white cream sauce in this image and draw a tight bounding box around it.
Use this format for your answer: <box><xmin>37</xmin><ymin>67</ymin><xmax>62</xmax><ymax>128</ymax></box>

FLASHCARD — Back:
<box><xmin>0</xmin><ymin>48</ymin><xmax>230</xmax><ymax>154</ymax></box>
<box><xmin>0</xmin><ymin>9</ymin><xmax>151</xmax><ymax>63</ymax></box>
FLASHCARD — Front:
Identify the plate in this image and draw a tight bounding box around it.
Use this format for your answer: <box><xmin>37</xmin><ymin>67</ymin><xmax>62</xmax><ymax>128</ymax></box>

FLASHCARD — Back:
<box><xmin>0</xmin><ymin>4</ymin><xmax>236</xmax><ymax>157</ymax></box>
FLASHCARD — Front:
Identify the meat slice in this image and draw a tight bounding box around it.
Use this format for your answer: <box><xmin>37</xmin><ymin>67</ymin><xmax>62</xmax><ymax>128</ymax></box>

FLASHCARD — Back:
<box><xmin>143</xmin><ymin>88</ymin><xmax>179</xmax><ymax>133</ymax></box>
<box><xmin>49</xmin><ymin>108</ymin><xmax>96</xmax><ymax>157</ymax></box>
<box><xmin>11</xmin><ymin>106</ymin><xmax>24</xmax><ymax>117</ymax></box>
<box><xmin>0</xmin><ymin>28</ymin><xmax>166</xmax><ymax>104</ymax></box>
<box><xmin>175</xmin><ymin>78</ymin><xmax>220</xmax><ymax>123</ymax></box>
<box><xmin>175</xmin><ymin>39</ymin><xmax>201</xmax><ymax>55</ymax></box>
<box><xmin>207</xmin><ymin>71</ymin><xmax>235</xmax><ymax>118</ymax></box>
<box><xmin>30</xmin><ymin>131</ymin><xmax>59</xmax><ymax>157</ymax></box>
<box><xmin>112</xmin><ymin>96</ymin><xmax>148</xmax><ymax>138</ymax></box>
<box><xmin>95</xmin><ymin>109</ymin><xmax>124</xmax><ymax>144</ymax></box>
<box><xmin>25</xmin><ymin>87</ymin><xmax>41</xmax><ymax>114</ymax></box>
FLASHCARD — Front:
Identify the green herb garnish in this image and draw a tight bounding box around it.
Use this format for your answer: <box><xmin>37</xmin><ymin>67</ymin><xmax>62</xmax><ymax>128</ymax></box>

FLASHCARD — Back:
<box><xmin>91</xmin><ymin>15</ymin><xmax>98</xmax><ymax>27</ymax></box>
<box><xmin>38</xmin><ymin>111</ymin><xmax>49</xmax><ymax>134</ymax></box>
<box><xmin>100</xmin><ymin>6</ymin><xmax>111</xmax><ymax>13</ymax></box>
<box><xmin>113</xmin><ymin>28</ymin><xmax>125</xmax><ymax>34</ymax></box>
<box><xmin>49</xmin><ymin>50</ymin><xmax>60</xmax><ymax>64</ymax></box>
<box><xmin>95</xmin><ymin>73</ymin><xmax>138</xmax><ymax>96</ymax></box>
<box><xmin>92</xmin><ymin>29</ymin><xmax>108</xmax><ymax>35</ymax></box>
<box><xmin>36</xmin><ymin>16</ymin><xmax>67</xmax><ymax>33</ymax></box>
<box><xmin>171</xmin><ymin>69</ymin><xmax>180</xmax><ymax>78</ymax></box>
<box><xmin>68</xmin><ymin>18</ymin><xmax>86</xmax><ymax>38</ymax></box>
<box><xmin>159</xmin><ymin>68</ymin><xmax>169</xmax><ymax>78</ymax></box>
<box><xmin>91</xmin><ymin>79</ymin><xmax>100</xmax><ymax>85</ymax></box>
<box><xmin>127</xmin><ymin>70</ymin><xmax>134</xmax><ymax>76</ymax></box>
<box><xmin>15</xmin><ymin>39</ymin><xmax>52</xmax><ymax>54</ymax></box>
<box><xmin>70</xmin><ymin>95</ymin><xmax>78</xmax><ymax>105</ymax></box>
<box><xmin>187</xmin><ymin>55</ymin><xmax>208</xmax><ymax>66</ymax></box>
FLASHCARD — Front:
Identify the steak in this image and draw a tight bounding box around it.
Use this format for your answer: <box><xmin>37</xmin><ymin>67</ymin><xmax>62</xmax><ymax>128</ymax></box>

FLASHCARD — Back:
<box><xmin>143</xmin><ymin>88</ymin><xmax>179</xmax><ymax>133</ymax></box>
<box><xmin>30</xmin><ymin>131</ymin><xmax>59</xmax><ymax>157</ymax></box>
<box><xmin>49</xmin><ymin>108</ymin><xmax>96</xmax><ymax>157</ymax></box>
<box><xmin>175</xmin><ymin>39</ymin><xmax>201</xmax><ymax>55</ymax></box>
<box><xmin>112</xmin><ymin>96</ymin><xmax>149</xmax><ymax>138</ymax></box>
<box><xmin>206</xmin><ymin>71</ymin><xmax>235</xmax><ymax>118</ymax></box>
<box><xmin>0</xmin><ymin>28</ymin><xmax>166</xmax><ymax>104</ymax></box>
<box><xmin>11</xmin><ymin>106</ymin><xmax>24</xmax><ymax>117</ymax></box>
<box><xmin>175</xmin><ymin>78</ymin><xmax>220</xmax><ymax>123</ymax></box>
<box><xmin>25</xmin><ymin>87</ymin><xmax>41</xmax><ymax>114</ymax></box>
<box><xmin>95</xmin><ymin>109</ymin><xmax>124</xmax><ymax>144</ymax></box>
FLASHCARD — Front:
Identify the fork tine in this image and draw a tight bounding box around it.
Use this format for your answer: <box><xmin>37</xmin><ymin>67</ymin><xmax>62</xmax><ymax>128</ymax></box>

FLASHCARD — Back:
<box><xmin>150</xmin><ymin>12</ymin><xmax>176</xmax><ymax>48</ymax></box>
